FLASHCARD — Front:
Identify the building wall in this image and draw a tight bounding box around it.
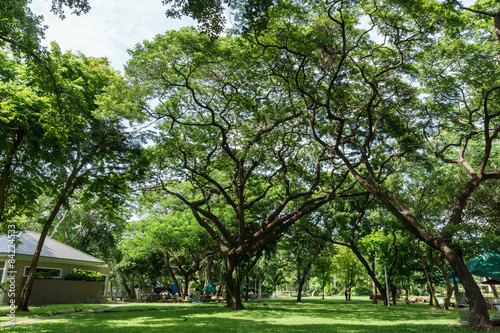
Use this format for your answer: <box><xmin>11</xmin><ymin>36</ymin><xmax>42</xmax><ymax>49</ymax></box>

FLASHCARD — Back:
<box><xmin>1</xmin><ymin>258</ymin><xmax>110</xmax><ymax>305</ymax></box>
<box><xmin>24</xmin><ymin>279</ymin><xmax>105</xmax><ymax>305</ymax></box>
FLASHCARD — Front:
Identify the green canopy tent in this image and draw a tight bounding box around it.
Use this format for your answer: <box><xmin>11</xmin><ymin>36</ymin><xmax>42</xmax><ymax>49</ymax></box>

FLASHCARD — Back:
<box><xmin>202</xmin><ymin>280</ymin><xmax>217</xmax><ymax>293</ymax></box>
<box><xmin>434</xmin><ymin>249</ymin><xmax>500</xmax><ymax>281</ymax></box>
<box><xmin>432</xmin><ymin>247</ymin><xmax>500</xmax><ymax>305</ymax></box>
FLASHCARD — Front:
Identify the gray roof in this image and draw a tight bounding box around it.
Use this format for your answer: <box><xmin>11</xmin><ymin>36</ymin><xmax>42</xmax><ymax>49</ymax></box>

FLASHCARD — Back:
<box><xmin>0</xmin><ymin>231</ymin><xmax>104</xmax><ymax>264</ymax></box>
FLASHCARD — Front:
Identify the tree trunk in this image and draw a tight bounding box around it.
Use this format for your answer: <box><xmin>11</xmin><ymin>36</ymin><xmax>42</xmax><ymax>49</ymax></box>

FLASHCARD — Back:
<box><xmin>429</xmin><ymin>284</ymin><xmax>440</xmax><ymax>308</ymax></box>
<box><xmin>0</xmin><ymin>130</ymin><xmax>24</xmax><ymax>223</ymax></box>
<box><xmin>486</xmin><ymin>278</ymin><xmax>499</xmax><ymax>298</ymax></box>
<box><xmin>129</xmin><ymin>273</ymin><xmax>136</xmax><ymax>300</ymax></box>
<box><xmin>297</xmin><ymin>277</ymin><xmax>305</xmax><ymax>303</ymax></box>
<box><xmin>441</xmin><ymin>244</ymin><xmax>493</xmax><ymax>331</ymax></box>
<box><xmin>225</xmin><ymin>257</ymin><xmax>244</xmax><ymax>310</ymax></box>
<box><xmin>492</xmin><ymin>285</ymin><xmax>499</xmax><ymax>298</ymax></box>
<box><xmin>430</xmin><ymin>250</ymin><xmax>452</xmax><ymax>309</ymax></box>
<box><xmin>183</xmin><ymin>274</ymin><xmax>190</xmax><ymax>300</ymax></box>
<box><xmin>204</xmin><ymin>255</ymin><xmax>214</xmax><ymax>286</ymax></box>
<box><xmin>245</xmin><ymin>271</ymin><xmax>249</xmax><ymax>302</ymax></box>
<box><xmin>120</xmin><ymin>275</ymin><xmax>132</xmax><ymax>299</ymax></box>
<box><xmin>349</xmin><ymin>243</ymin><xmax>387</xmax><ymax>305</ymax></box>
<box><xmin>410</xmin><ymin>240</ymin><xmax>441</xmax><ymax>308</ymax></box>
<box><xmin>141</xmin><ymin>275</ymin><xmax>148</xmax><ymax>302</ymax></box>
<box><xmin>371</xmin><ymin>256</ymin><xmax>377</xmax><ymax>304</ymax></box>
<box><xmin>164</xmin><ymin>252</ymin><xmax>181</xmax><ymax>296</ymax></box>
<box><xmin>322</xmin><ymin>271</ymin><xmax>325</xmax><ymax>300</ymax></box>
<box><xmin>16</xmin><ymin>187</ymin><xmax>73</xmax><ymax>311</ymax></box>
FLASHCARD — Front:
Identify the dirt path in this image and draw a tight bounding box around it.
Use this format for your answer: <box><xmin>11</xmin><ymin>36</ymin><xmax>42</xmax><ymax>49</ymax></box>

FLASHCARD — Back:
<box><xmin>0</xmin><ymin>303</ymin><xmax>124</xmax><ymax>328</ymax></box>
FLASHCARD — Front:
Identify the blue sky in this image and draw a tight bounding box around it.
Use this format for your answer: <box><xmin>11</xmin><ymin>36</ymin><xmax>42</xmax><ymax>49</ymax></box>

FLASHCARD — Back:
<box><xmin>30</xmin><ymin>0</ymin><xmax>197</xmax><ymax>72</ymax></box>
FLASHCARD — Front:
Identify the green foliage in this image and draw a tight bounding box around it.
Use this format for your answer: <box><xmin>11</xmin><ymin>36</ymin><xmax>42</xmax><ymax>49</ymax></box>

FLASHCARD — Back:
<box><xmin>162</xmin><ymin>0</ymin><xmax>274</xmax><ymax>37</ymax></box>
<box><xmin>331</xmin><ymin>246</ymin><xmax>366</xmax><ymax>291</ymax></box>
<box><xmin>411</xmin><ymin>288</ymin><xmax>422</xmax><ymax>296</ymax></box>
<box><xmin>34</xmin><ymin>270</ymin><xmax>60</xmax><ymax>280</ymax></box>
<box><xmin>354</xmin><ymin>286</ymin><xmax>372</xmax><ymax>296</ymax></box>
<box><xmin>191</xmin><ymin>282</ymin><xmax>203</xmax><ymax>291</ymax></box>
<box><xmin>115</xmin><ymin>248</ymin><xmax>165</xmax><ymax>283</ymax></box>
<box><xmin>12</xmin><ymin>0</ymin><xmax>498</xmax><ymax>320</ymax></box>
<box><xmin>326</xmin><ymin>285</ymin><xmax>340</xmax><ymax>295</ymax></box>
<box><xmin>0</xmin><ymin>0</ymin><xmax>89</xmax><ymax>56</ymax></box>
<box><xmin>103</xmin><ymin>26</ymin><xmax>353</xmax><ymax>309</ymax></box>
<box><xmin>64</xmin><ymin>269</ymin><xmax>101</xmax><ymax>281</ymax></box>
<box><xmin>2</xmin><ymin>43</ymin><xmax>143</xmax><ymax>229</ymax></box>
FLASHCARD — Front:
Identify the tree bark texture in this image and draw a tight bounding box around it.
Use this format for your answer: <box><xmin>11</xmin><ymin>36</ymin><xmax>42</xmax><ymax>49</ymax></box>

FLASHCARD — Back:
<box><xmin>441</xmin><ymin>244</ymin><xmax>492</xmax><ymax>331</ymax></box>
<box><xmin>225</xmin><ymin>257</ymin><xmax>244</xmax><ymax>310</ymax></box>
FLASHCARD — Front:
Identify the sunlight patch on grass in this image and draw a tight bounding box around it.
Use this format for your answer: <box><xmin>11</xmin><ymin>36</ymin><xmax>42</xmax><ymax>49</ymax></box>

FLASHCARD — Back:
<box><xmin>0</xmin><ymin>303</ymin><xmax>114</xmax><ymax>323</ymax></box>
<box><xmin>0</xmin><ymin>297</ymin><xmax>489</xmax><ymax>333</ymax></box>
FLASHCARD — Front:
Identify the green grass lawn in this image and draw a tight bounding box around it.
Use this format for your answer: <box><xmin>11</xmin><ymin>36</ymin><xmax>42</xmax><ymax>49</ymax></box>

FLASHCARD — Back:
<box><xmin>0</xmin><ymin>296</ymin><xmax>497</xmax><ymax>332</ymax></box>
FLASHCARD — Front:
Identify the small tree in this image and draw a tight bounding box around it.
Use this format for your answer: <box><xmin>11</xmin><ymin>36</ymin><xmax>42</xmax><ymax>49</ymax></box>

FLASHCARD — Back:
<box><xmin>16</xmin><ymin>45</ymin><xmax>142</xmax><ymax>311</ymax></box>
<box><xmin>312</xmin><ymin>247</ymin><xmax>334</xmax><ymax>300</ymax></box>
<box><xmin>331</xmin><ymin>247</ymin><xmax>364</xmax><ymax>301</ymax></box>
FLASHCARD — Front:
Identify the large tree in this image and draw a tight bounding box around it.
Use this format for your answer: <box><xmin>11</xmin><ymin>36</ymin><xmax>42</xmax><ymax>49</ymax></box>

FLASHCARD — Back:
<box><xmin>247</xmin><ymin>1</ymin><xmax>499</xmax><ymax>329</ymax></box>
<box><xmin>0</xmin><ymin>50</ymin><xmax>52</xmax><ymax>224</ymax></box>
<box><xmin>101</xmin><ymin>28</ymin><xmax>363</xmax><ymax>309</ymax></box>
<box><xmin>16</xmin><ymin>44</ymin><xmax>142</xmax><ymax>311</ymax></box>
<box><xmin>0</xmin><ymin>0</ymin><xmax>92</xmax><ymax>226</ymax></box>
<box><xmin>164</xmin><ymin>1</ymin><xmax>500</xmax><ymax>328</ymax></box>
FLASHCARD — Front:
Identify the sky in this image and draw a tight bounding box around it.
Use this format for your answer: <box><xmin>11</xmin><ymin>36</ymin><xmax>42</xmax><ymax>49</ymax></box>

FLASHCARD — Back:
<box><xmin>30</xmin><ymin>0</ymin><xmax>198</xmax><ymax>72</ymax></box>
<box><xmin>30</xmin><ymin>0</ymin><xmax>477</xmax><ymax>73</ymax></box>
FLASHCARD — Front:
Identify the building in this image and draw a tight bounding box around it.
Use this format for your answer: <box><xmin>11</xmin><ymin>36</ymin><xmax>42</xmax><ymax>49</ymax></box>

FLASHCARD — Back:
<box><xmin>0</xmin><ymin>231</ymin><xmax>110</xmax><ymax>305</ymax></box>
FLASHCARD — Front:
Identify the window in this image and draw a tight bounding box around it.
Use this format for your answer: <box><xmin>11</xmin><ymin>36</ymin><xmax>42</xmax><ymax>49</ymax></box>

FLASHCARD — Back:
<box><xmin>23</xmin><ymin>266</ymin><xmax>62</xmax><ymax>278</ymax></box>
<box><xmin>100</xmin><ymin>275</ymin><xmax>108</xmax><ymax>296</ymax></box>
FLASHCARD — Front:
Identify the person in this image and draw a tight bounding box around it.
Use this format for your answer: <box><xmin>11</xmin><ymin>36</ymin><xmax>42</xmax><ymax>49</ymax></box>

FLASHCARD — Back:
<box><xmin>344</xmin><ymin>289</ymin><xmax>348</xmax><ymax>301</ymax></box>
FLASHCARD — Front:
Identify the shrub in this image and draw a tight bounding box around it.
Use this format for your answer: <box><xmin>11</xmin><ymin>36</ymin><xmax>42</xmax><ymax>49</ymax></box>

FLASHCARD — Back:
<box><xmin>191</xmin><ymin>282</ymin><xmax>203</xmax><ymax>291</ymax></box>
<box><xmin>34</xmin><ymin>269</ymin><xmax>60</xmax><ymax>279</ymax></box>
<box><xmin>411</xmin><ymin>288</ymin><xmax>421</xmax><ymax>296</ymax></box>
<box><xmin>326</xmin><ymin>285</ymin><xmax>339</xmax><ymax>295</ymax></box>
<box><xmin>64</xmin><ymin>269</ymin><xmax>101</xmax><ymax>281</ymax></box>
<box><xmin>355</xmin><ymin>286</ymin><xmax>372</xmax><ymax>296</ymax></box>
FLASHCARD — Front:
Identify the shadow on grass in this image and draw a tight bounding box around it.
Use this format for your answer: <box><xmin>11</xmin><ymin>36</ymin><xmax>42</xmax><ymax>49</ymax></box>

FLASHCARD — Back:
<box><xmin>0</xmin><ymin>300</ymin><xmax>485</xmax><ymax>333</ymax></box>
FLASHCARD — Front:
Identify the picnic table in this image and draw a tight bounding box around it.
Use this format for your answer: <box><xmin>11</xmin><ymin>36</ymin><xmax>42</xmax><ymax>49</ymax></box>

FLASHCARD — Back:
<box><xmin>200</xmin><ymin>295</ymin><xmax>225</xmax><ymax>302</ymax></box>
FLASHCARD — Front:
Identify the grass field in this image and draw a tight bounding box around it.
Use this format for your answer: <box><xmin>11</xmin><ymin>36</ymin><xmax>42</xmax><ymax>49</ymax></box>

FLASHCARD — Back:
<box><xmin>0</xmin><ymin>296</ymin><xmax>497</xmax><ymax>332</ymax></box>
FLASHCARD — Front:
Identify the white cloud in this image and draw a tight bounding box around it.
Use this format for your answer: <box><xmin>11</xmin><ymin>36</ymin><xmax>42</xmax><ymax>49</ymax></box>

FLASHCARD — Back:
<box><xmin>30</xmin><ymin>0</ymin><xmax>479</xmax><ymax>71</ymax></box>
<box><xmin>30</xmin><ymin>0</ymin><xmax>196</xmax><ymax>71</ymax></box>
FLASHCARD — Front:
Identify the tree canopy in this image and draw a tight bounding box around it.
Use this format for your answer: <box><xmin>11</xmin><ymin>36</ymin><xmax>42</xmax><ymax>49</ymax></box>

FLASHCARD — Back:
<box><xmin>4</xmin><ymin>1</ymin><xmax>500</xmax><ymax>330</ymax></box>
